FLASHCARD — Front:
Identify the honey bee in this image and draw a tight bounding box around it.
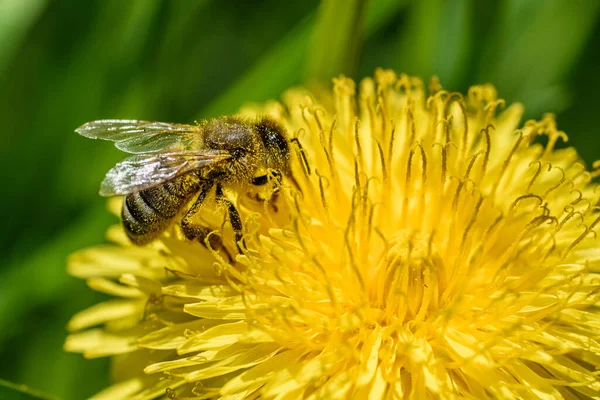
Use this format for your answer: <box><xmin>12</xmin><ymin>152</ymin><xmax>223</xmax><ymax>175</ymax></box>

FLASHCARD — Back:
<box><xmin>76</xmin><ymin>116</ymin><xmax>296</xmax><ymax>251</ymax></box>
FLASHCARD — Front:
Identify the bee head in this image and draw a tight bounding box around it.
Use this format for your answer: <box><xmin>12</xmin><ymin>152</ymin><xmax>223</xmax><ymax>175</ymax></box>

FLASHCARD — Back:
<box><xmin>255</xmin><ymin>117</ymin><xmax>290</xmax><ymax>173</ymax></box>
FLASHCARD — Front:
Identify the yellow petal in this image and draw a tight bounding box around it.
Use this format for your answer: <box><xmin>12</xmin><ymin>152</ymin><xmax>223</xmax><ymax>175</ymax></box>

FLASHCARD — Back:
<box><xmin>178</xmin><ymin>321</ymin><xmax>251</xmax><ymax>354</ymax></box>
<box><xmin>90</xmin><ymin>378</ymin><xmax>143</xmax><ymax>400</ymax></box>
<box><xmin>64</xmin><ymin>328</ymin><xmax>139</xmax><ymax>357</ymax></box>
<box><xmin>67</xmin><ymin>299</ymin><xmax>143</xmax><ymax>331</ymax></box>
<box><xmin>137</xmin><ymin>319</ymin><xmax>226</xmax><ymax>350</ymax></box>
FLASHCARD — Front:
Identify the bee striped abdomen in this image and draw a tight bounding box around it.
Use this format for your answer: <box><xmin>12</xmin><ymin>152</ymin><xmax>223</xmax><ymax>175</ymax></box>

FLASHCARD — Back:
<box><xmin>122</xmin><ymin>174</ymin><xmax>202</xmax><ymax>245</ymax></box>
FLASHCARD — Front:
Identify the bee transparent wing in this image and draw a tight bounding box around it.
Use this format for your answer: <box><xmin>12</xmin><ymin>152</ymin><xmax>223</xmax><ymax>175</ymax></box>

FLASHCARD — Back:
<box><xmin>76</xmin><ymin>119</ymin><xmax>198</xmax><ymax>154</ymax></box>
<box><xmin>99</xmin><ymin>150</ymin><xmax>230</xmax><ymax>196</ymax></box>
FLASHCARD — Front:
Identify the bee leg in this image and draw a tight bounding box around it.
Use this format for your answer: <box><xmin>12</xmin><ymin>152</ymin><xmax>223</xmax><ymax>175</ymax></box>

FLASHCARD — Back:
<box><xmin>181</xmin><ymin>180</ymin><xmax>233</xmax><ymax>262</ymax></box>
<box><xmin>251</xmin><ymin>169</ymin><xmax>282</xmax><ymax>187</ymax></box>
<box><xmin>252</xmin><ymin>170</ymin><xmax>282</xmax><ymax>212</ymax></box>
<box><xmin>181</xmin><ymin>179</ymin><xmax>214</xmax><ymax>239</ymax></box>
<box><xmin>183</xmin><ymin>223</ymin><xmax>232</xmax><ymax>262</ymax></box>
<box><xmin>195</xmin><ymin>231</ymin><xmax>232</xmax><ymax>263</ymax></box>
<box><xmin>215</xmin><ymin>183</ymin><xmax>244</xmax><ymax>253</ymax></box>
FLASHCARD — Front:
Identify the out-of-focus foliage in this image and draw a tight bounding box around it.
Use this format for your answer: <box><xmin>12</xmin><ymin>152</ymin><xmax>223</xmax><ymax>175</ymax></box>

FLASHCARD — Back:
<box><xmin>0</xmin><ymin>0</ymin><xmax>598</xmax><ymax>398</ymax></box>
<box><xmin>0</xmin><ymin>377</ymin><xmax>59</xmax><ymax>400</ymax></box>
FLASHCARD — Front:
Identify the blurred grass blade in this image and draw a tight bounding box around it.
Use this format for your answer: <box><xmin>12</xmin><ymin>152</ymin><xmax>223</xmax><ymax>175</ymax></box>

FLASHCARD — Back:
<box><xmin>0</xmin><ymin>0</ymin><xmax>48</xmax><ymax>73</ymax></box>
<box><xmin>363</xmin><ymin>0</ymin><xmax>410</xmax><ymax>37</ymax></box>
<box><xmin>479</xmin><ymin>0</ymin><xmax>600</xmax><ymax>115</ymax></box>
<box><xmin>305</xmin><ymin>0</ymin><xmax>368</xmax><ymax>84</ymax></box>
<box><xmin>198</xmin><ymin>14</ymin><xmax>314</xmax><ymax>119</ymax></box>
<box><xmin>199</xmin><ymin>0</ymin><xmax>408</xmax><ymax>119</ymax></box>
<box><xmin>0</xmin><ymin>204</ymin><xmax>112</xmax><ymax>345</ymax></box>
<box><xmin>0</xmin><ymin>379</ymin><xmax>58</xmax><ymax>400</ymax></box>
<box><xmin>434</xmin><ymin>0</ymin><xmax>472</xmax><ymax>87</ymax></box>
<box><xmin>391</xmin><ymin>0</ymin><xmax>472</xmax><ymax>88</ymax></box>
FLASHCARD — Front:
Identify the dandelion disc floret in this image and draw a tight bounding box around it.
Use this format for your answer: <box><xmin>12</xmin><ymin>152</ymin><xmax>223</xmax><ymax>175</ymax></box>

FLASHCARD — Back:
<box><xmin>66</xmin><ymin>70</ymin><xmax>600</xmax><ymax>399</ymax></box>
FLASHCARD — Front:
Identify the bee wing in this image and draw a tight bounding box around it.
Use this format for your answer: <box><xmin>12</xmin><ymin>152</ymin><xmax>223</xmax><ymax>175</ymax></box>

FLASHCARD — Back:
<box><xmin>76</xmin><ymin>119</ymin><xmax>199</xmax><ymax>154</ymax></box>
<box><xmin>99</xmin><ymin>150</ymin><xmax>230</xmax><ymax>196</ymax></box>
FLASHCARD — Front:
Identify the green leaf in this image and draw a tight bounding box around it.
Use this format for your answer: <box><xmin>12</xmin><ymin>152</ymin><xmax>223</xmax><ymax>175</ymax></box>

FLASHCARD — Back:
<box><xmin>0</xmin><ymin>0</ymin><xmax>48</xmax><ymax>73</ymax></box>
<box><xmin>0</xmin><ymin>204</ymin><xmax>113</xmax><ymax>345</ymax></box>
<box><xmin>363</xmin><ymin>0</ymin><xmax>410</xmax><ymax>37</ymax></box>
<box><xmin>197</xmin><ymin>14</ymin><xmax>315</xmax><ymax>119</ymax></box>
<box><xmin>305</xmin><ymin>0</ymin><xmax>369</xmax><ymax>83</ymax></box>
<box><xmin>478</xmin><ymin>0</ymin><xmax>600</xmax><ymax>116</ymax></box>
<box><xmin>390</xmin><ymin>0</ymin><xmax>472</xmax><ymax>88</ymax></box>
<box><xmin>198</xmin><ymin>0</ymin><xmax>411</xmax><ymax>120</ymax></box>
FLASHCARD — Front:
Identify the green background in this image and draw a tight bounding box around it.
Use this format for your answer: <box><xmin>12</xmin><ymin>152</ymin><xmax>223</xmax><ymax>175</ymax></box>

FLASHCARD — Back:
<box><xmin>0</xmin><ymin>0</ymin><xmax>599</xmax><ymax>398</ymax></box>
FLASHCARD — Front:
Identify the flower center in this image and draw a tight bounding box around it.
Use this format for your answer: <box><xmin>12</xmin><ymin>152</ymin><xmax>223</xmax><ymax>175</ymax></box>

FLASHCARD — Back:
<box><xmin>369</xmin><ymin>230</ymin><xmax>444</xmax><ymax>328</ymax></box>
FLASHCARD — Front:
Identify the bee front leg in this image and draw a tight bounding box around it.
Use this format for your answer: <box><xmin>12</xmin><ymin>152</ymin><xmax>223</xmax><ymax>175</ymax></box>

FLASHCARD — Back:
<box><xmin>251</xmin><ymin>170</ymin><xmax>282</xmax><ymax>212</ymax></box>
<box><xmin>215</xmin><ymin>183</ymin><xmax>244</xmax><ymax>253</ymax></box>
<box><xmin>251</xmin><ymin>169</ymin><xmax>282</xmax><ymax>187</ymax></box>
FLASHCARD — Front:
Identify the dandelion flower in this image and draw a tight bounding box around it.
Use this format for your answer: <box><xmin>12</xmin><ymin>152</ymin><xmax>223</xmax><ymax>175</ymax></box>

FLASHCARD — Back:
<box><xmin>66</xmin><ymin>70</ymin><xmax>600</xmax><ymax>399</ymax></box>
